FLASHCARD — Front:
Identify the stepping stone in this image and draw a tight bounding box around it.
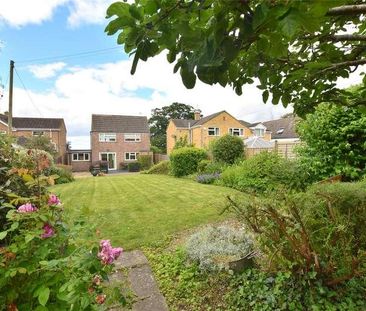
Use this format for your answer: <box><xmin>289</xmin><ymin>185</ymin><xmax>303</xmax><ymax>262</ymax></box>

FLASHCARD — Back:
<box><xmin>128</xmin><ymin>265</ymin><xmax>160</xmax><ymax>298</ymax></box>
<box><xmin>132</xmin><ymin>294</ymin><xmax>168</xmax><ymax>311</ymax></box>
<box><xmin>115</xmin><ymin>250</ymin><xmax>149</xmax><ymax>269</ymax></box>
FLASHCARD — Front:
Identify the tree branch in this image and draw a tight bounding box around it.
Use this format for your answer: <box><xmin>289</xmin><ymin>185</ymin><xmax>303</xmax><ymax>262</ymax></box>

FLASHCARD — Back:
<box><xmin>318</xmin><ymin>58</ymin><xmax>366</xmax><ymax>74</ymax></box>
<box><xmin>327</xmin><ymin>4</ymin><xmax>366</xmax><ymax>16</ymax></box>
<box><xmin>330</xmin><ymin>34</ymin><xmax>366</xmax><ymax>42</ymax></box>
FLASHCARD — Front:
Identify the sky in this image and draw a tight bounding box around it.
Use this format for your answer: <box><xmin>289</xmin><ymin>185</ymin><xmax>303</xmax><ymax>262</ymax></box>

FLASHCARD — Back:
<box><xmin>0</xmin><ymin>1</ymin><xmax>361</xmax><ymax>149</ymax></box>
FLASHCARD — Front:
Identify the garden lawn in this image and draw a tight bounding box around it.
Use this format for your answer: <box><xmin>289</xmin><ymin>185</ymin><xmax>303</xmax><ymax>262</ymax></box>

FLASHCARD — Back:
<box><xmin>52</xmin><ymin>174</ymin><xmax>243</xmax><ymax>250</ymax></box>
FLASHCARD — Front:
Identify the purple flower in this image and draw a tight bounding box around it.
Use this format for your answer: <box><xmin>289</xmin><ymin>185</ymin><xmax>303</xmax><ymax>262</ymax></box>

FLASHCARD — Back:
<box><xmin>48</xmin><ymin>194</ymin><xmax>61</xmax><ymax>206</ymax></box>
<box><xmin>98</xmin><ymin>240</ymin><xmax>123</xmax><ymax>265</ymax></box>
<box><xmin>17</xmin><ymin>203</ymin><xmax>37</xmax><ymax>213</ymax></box>
<box><xmin>41</xmin><ymin>223</ymin><xmax>55</xmax><ymax>238</ymax></box>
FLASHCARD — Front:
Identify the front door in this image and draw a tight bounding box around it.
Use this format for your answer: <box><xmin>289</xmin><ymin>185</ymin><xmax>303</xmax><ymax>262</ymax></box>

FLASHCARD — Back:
<box><xmin>100</xmin><ymin>152</ymin><xmax>117</xmax><ymax>170</ymax></box>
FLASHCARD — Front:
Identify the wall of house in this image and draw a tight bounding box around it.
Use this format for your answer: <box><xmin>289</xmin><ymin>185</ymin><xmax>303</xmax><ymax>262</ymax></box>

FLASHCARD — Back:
<box><xmin>166</xmin><ymin>121</ymin><xmax>189</xmax><ymax>154</ymax></box>
<box><xmin>69</xmin><ymin>158</ymin><xmax>91</xmax><ymax>172</ymax></box>
<box><xmin>193</xmin><ymin>111</ymin><xmax>253</xmax><ymax>148</ymax></box>
<box><xmin>90</xmin><ymin>132</ymin><xmax>150</xmax><ymax>169</ymax></box>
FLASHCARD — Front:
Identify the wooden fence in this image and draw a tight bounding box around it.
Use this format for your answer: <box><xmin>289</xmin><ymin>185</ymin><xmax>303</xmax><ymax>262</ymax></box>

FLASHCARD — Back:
<box><xmin>153</xmin><ymin>153</ymin><xmax>168</xmax><ymax>164</ymax></box>
<box><xmin>245</xmin><ymin>141</ymin><xmax>300</xmax><ymax>160</ymax></box>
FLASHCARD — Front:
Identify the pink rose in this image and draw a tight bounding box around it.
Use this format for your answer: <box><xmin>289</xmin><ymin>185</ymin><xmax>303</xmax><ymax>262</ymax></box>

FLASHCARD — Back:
<box><xmin>17</xmin><ymin>203</ymin><xmax>37</xmax><ymax>213</ymax></box>
<box><xmin>41</xmin><ymin>223</ymin><xmax>55</xmax><ymax>238</ymax></box>
<box><xmin>97</xmin><ymin>240</ymin><xmax>123</xmax><ymax>265</ymax></box>
<box><xmin>48</xmin><ymin>194</ymin><xmax>61</xmax><ymax>206</ymax></box>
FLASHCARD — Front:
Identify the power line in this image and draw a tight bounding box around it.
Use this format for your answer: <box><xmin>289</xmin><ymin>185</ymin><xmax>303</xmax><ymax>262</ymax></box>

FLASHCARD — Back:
<box><xmin>16</xmin><ymin>47</ymin><xmax>122</xmax><ymax>65</ymax></box>
<box><xmin>14</xmin><ymin>67</ymin><xmax>43</xmax><ymax>117</ymax></box>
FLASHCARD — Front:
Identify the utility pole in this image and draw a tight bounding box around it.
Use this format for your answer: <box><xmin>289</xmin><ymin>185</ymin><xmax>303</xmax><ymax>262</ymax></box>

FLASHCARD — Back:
<box><xmin>8</xmin><ymin>60</ymin><xmax>14</xmax><ymax>134</ymax></box>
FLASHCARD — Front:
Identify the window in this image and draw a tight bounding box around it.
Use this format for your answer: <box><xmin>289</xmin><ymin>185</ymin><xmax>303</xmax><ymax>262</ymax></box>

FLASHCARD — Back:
<box><xmin>229</xmin><ymin>128</ymin><xmax>244</xmax><ymax>136</ymax></box>
<box><xmin>124</xmin><ymin>133</ymin><xmax>141</xmax><ymax>142</ymax></box>
<box><xmin>276</xmin><ymin>128</ymin><xmax>285</xmax><ymax>134</ymax></box>
<box><xmin>208</xmin><ymin>127</ymin><xmax>220</xmax><ymax>136</ymax></box>
<box><xmin>33</xmin><ymin>131</ymin><xmax>44</xmax><ymax>136</ymax></box>
<box><xmin>254</xmin><ymin>128</ymin><xmax>265</xmax><ymax>137</ymax></box>
<box><xmin>99</xmin><ymin>133</ymin><xmax>116</xmax><ymax>142</ymax></box>
<box><xmin>72</xmin><ymin>153</ymin><xmax>90</xmax><ymax>161</ymax></box>
<box><xmin>125</xmin><ymin>152</ymin><xmax>139</xmax><ymax>161</ymax></box>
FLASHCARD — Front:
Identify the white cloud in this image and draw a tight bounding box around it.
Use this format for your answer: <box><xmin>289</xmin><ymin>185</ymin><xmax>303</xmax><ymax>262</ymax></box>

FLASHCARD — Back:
<box><xmin>28</xmin><ymin>62</ymin><xmax>67</xmax><ymax>79</ymax></box>
<box><xmin>0</xmin><ymin>0</ymin><xmax>116</xmax><ymax>27</ymax></box>
<box><xmin>67</xmin><ymin>0</ymin><xmax>116</xmax><ymax>27</ymax></box>
<box><xmin>0</xmin><ymin>0</ymin><xmax>68</xmax><ymax>27</ymax></box>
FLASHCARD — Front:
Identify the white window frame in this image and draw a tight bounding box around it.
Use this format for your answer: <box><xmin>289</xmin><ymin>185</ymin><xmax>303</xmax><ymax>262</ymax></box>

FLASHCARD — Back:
<box><xmin>125</xmin><ymin>152</ymin><xmax>139</xmax><ymax>161</ymax></box>
<box><xmin>254</xmin><ymin>128</ymin><xmax>265</xmax><ymax>137</ymax></box>
<box><xmin>124</xmin><ymin>133</ymin><xmax>141</xmax><ymax>142</ymax></box>
<box><xmin>208</xmin><ymin>127</ymin><xmax>220</xmax><ymax>136</ymax></box>
<box><xmin>32</xmin><ymin>131</ymin><xmax>44</xmax><ymax>136</ymax></box>
<box><xmin>72</xmin><ymin>152</ymin><xmax>90</xmax><ymax>161</ymax></box>
<box><xmin>99</xmin><ymin>133</ymin><xmax>116</xmax><ymax>142</ymax></box>
<box><xmin>229</xmin><ymin>128</ymin><xmax>244</xmax><ymax>136</ymax></box>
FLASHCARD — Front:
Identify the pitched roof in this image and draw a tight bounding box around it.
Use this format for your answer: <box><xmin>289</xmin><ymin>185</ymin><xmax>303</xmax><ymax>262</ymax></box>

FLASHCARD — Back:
<box><xmin>239</xmin><ymin>120</ymin><xmax>251</xmax><ymax>127</ymax></box>
<box><xmin>91</xmin><ymin>114</ymin><xmax>149</xmax><ymax>133</ymax></box>
<box><xmin>262</xmin><ymin>116</ymin><xmax>299</xmax><ymax>139</ymax></box>
<box><xmin>171</xmin><ymin>111</ymin><xmax>242</xmax><ymax>128</ymax></box>
<box><xmin>0</xmin><ymin>114</ymin><xmax>64</xmax><ymax>129</ymax></box>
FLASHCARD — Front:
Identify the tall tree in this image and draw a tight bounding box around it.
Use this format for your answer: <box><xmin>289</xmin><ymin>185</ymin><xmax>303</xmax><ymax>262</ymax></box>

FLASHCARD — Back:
<box><xmin>149</xmin><ymin>102</ymin><xmax>195</xmax><ymax>152</ymax></box>
<box><xmin>106</xmin><ymin>1</ymin><xmax>366</xmax><ymax>116</ymax></box>
<box><xmin>297</xmin><ymin>103</ymin><xmax>366</xmax><ymax>181</ymax></box>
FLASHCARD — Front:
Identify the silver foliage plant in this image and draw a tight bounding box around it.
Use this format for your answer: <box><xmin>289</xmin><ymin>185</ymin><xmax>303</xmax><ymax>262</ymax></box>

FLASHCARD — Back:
<box><xmin>185</xmin><ymin>225</ymin><xmax>253</xmax><ymax>271</ymax></box>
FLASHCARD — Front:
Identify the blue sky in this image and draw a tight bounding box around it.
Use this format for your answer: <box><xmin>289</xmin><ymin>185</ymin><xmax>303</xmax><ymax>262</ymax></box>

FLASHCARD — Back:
<box><xmin>0</xmin><ymin>0</ymin><xmax>295</xmax><ymax>149</ymax></box>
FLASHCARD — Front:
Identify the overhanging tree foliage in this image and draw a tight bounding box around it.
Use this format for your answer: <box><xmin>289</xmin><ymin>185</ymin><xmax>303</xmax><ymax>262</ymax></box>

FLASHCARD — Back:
<box><xmin>106</xmin><ymin>1</ymin><xmax>366</xmax><ymax>116</ymax></box>
<box><xmin>149</xmin><ymin>102</ymin><xmax>194</xmax><ymax>152</ymax></box>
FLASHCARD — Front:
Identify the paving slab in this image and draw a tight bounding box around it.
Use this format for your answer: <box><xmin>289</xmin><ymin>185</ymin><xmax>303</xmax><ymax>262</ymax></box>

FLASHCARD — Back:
<box><xmin>115</xmin><ymin>250</ymin><xmax>149</xmax><ymax>269</ymax></box>
<box><xmin>132</xmin><ymin>294</ymin><xmax>169</xmax><ymax>311</ymax></box>
<box><xmin>128</xmin><ymin>265</ymin><xmax>160</xmax><ymax>298</ymax></box>
<box><xmin>109</xmin><ymin>250</ymin><xmax>168</xmax><ymax>311</ymax></box>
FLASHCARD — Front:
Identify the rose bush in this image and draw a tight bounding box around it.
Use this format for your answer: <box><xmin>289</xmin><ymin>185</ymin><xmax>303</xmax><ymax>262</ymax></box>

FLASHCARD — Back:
<box><xmin>0</xmin><ymin>134</ymin><xmax>125</xmax><ymax>310</ymax></box>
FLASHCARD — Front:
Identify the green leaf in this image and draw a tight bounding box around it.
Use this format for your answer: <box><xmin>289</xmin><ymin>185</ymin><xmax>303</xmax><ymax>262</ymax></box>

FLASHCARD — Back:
<box><xmin>129</xmin><ymin>5</ymin><xmax>143</xmax><ymax>21</ymax></box>
<box><xmin>106</xmin><ymin>2</ymin><xmax>130</xmax><ymax>18</ymax></box>
<box><xmin>181</xmin><ymin>66</ymin><xmax>196</xmax><ymax>89</ymax></box>
<box><xmin>38</xmin><ymin>287</ymin><xmax>50</xmax><ymax>306</ymax></box>
<box><xmin>279</xmin><ymin>13</ymin><xmax>300</xmax><ymax>38</ymax></box>
<box><xmin>0</xmin><ymin>231</ymin><xmax>7</xmax><ymax>240</ymax></box>
<box><xmin>262</xmin><ymin>90</ymin><xmax>269</xmax><ymax>103</ymax></box>
<box><xmin>131</xmin><ymin>52</ymin><xmax>140</xmax><ymax>75</ymax></box>
<box><xmin>144</xmin><ymin>0</ymin><xmax>158</xmax><ymax>15</ymax></box>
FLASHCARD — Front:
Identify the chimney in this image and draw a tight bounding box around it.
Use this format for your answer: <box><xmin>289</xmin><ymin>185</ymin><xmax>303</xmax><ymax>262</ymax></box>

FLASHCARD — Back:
<box><xmin>194</xmin><ymin>109</ymin><xmax>201</xmax><ymax>121</ymax></box>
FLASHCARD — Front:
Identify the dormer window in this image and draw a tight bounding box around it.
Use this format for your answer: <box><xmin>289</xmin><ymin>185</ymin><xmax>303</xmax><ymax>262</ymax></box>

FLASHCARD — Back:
<box><xmin>276</xmin><ymin>128</ymin><xmax>285</xmax><ymax>134</ymax></box>
<box><xmin>254</xmin><ymin>129</ymin><xmax>264</xmax><ymax>137</ymax></box>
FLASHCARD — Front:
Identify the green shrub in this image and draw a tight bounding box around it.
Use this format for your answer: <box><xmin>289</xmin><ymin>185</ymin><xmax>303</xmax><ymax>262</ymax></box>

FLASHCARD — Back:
<box><xmin>45</xmin><ymin>165</ymin><xmax>74</xmax><ymax>184</ymax></box>
<box><xmin>196</xmin><ymin>173</ymin><xmax>220</xmax><ymax>184</ymax></box>
<box><xmin>173</xmin><ymin>136</ymin><xmax>193</xmax><ymax>150</ymax></box>
<box><xmin>211</xmin><ymin>135</ymin><xmax>244</xmax><ymax>164</ymax></box>
<box><xmin>128</xmin><ymin>162</ymin><xmax>141</xmax><ymax>172</ymax></box>
<box><xmin>203</xmin><ymin>161</ymin><xmax>227</xmax><ymax>174</ymax></box>
<box><xmin>170</xmin><ymin>147</ymin><xmax>208</xmax><ymax>177</ymax></box>
<box><xmin>138</xmin><ymin>155</ymin><xmax>152</xmax><ymax>170</ymax></box>
<box><xmin>197</xmin><ymin>160</ymin><xmax>211</xmax><ymax>173</ymax></box>
<box><xmin>145</xmin><ymin>160</ymin><xmax>170</xmax><ymax>175</ymax></box>
<box><xmin>225</xmin><ymin>181</ymin><xmax>366</xmax><ymax>285</ymax></box>
<box><xmin>221</xmin><ymin>152</ymin><xmax>305</xmax><ymax>194</ymax></box>
<box><xmin>150</xmin><ymin>145</ymin><xmax>163</xmax><ymax>154</ymax></box>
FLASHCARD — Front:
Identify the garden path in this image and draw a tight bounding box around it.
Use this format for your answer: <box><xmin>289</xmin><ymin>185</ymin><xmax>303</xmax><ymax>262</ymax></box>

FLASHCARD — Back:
<box><xmin>109</xmin><ymin>250</ymin><xmax>169</xmax><ymax>311</ymax></box>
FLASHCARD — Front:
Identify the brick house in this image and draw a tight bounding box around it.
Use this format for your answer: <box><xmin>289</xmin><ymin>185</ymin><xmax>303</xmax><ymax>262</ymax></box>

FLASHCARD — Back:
<box><xmin>88</xmin><ymin>114</ymin><xmax>150</xmax><ymax>171</ymax></box>
<box><xmin>0</xmin><ymin>114</ymin><xmax>67</xmax><ymax>163</ymax></box>
<box><xmin>166</xmin><ymin>110</ymin><xmax>272</xmax><ymax>154</ymax></box>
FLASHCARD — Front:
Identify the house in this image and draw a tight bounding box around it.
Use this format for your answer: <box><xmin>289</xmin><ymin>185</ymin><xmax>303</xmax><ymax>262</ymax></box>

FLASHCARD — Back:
<box><xmin>262</xmin><ymin>115</ymin><xmax>300</xmax><ymax>159</ymax></box>
<box><xmin>69</xmin><ymin>114</ymin><xmax>151</xmax><ymax>172</ymax></box>
<box><xmin>166</xmin><ymin>110</ymin><xmax>272</xmax><ymax>154</ymax></box>
<box><xmin>0</xmin><ymin>114</ymin><xmax>67</xmax><ymax>164</ymax></box>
